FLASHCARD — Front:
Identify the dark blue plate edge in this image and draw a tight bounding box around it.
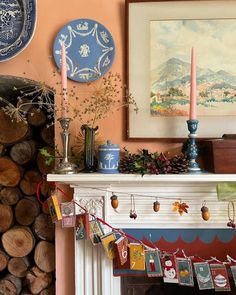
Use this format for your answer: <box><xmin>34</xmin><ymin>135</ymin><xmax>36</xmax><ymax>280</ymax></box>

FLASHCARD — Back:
<box><xmin>0</xmin><ymin>0</ymin><xmax>37</xmax><ymax>62</ymax></box>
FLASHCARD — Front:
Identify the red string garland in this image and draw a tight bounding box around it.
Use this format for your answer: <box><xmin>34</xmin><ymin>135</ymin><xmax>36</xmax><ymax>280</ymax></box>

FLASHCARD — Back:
<box><xmin>36</xmin><ymin>178</ymin><xmax>236</xmax><ymax>264</ymax></box>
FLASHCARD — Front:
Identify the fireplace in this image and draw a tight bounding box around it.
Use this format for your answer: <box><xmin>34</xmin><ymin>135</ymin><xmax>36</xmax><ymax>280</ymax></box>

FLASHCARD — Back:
<box><xmin>47</xmin><ymin>173</ymin><xmax>236</xmax><ymax>295</ymax></box>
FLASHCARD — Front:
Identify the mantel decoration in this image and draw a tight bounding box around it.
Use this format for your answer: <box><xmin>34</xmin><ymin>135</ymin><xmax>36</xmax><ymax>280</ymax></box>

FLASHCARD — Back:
<box><xmin>127</xmin><ymin>0</ymin><xmax>236</xmax><ymax>139</ymax></box>
<box><xmin>186</xmin><ymin>47</ymin><xmax>201</xmax><ymax>173</ymax></box>
<box><xmin>0</xmin><ymin>0</ymin><xmax>37</xmax><ymax>62</ymax></box>
<box><xmin>71</xmin><ymin>72</ymin><xmax>138</xmax><ymax>172</ymax></box>
<box><xmin>53</xmin><ymin>19</ymin><xmax>115</xmax><ymax>83</ymax></box>
<box><xmin>36</xmin><ymin>179</ymin><xmax>236</xmax><ymax>292</ymax></box>
<box><xmin>54</xmin><ymin>42</ymin><xmax>78</xmax><ymax>174</ymax></box>
<box><xmin>119</xmin><ymin>149</ymin><xmax>188</xmax><ymax>175</ymax></box>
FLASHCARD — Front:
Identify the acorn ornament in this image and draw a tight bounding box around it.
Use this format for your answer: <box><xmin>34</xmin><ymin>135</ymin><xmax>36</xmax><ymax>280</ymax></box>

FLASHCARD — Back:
<box><xmin>201</xmin><ymin>202</ymin><xmax>210</xmax><ymax>221</ymax></box>
<box><xmin>129</xmin><ymin>194</ymin><xmax>137</xmax><ymax>219</ymax></box>
<box><xmin>110</xmin><ymin>194</ymin><xmax>119</xmax><ymax>209</ymax></box>
<box><xmin>153</xmin><ymin>200</ymin><xmax>160</xmax><ymax>212</ymax></box>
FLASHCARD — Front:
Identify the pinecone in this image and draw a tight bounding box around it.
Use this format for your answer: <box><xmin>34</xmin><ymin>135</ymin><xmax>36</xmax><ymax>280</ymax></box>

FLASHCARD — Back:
<box><xmin>170</xmin><ymin>153</ymin><xmax>189</xmax><ymax>174</ymax></box>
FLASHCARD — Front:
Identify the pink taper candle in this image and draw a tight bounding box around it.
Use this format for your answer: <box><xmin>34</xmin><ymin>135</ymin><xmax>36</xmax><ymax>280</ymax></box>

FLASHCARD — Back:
<box><xmin>61</xmin><ymin>42</ymin><xmax>69</xmax><ymax>118</ymax></box>
<box><xmin>189</xmin><ymin>47</ymin><xmax>197</xmax><ymax>120</ymax></box>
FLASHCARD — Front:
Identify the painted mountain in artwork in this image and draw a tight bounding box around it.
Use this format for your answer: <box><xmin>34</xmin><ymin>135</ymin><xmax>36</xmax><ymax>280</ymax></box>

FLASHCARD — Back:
<box><xmin>150</xmin><ymin>58</ymin><xmax>236</xmax><ymax>117</ymax></box>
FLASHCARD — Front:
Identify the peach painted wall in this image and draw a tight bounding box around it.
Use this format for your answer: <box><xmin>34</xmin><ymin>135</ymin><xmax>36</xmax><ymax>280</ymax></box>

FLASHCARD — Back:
<box><xmin>0</xmin><ymin>1</ymin><xmax>181</xmax><ymax>294</ymax></box>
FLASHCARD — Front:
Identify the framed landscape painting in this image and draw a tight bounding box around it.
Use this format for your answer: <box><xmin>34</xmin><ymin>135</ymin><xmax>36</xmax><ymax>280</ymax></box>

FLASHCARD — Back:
<box><xmin>127</xmin><ymin>0</ymin><xmax>236</xmax><ymax>139</ymax></box>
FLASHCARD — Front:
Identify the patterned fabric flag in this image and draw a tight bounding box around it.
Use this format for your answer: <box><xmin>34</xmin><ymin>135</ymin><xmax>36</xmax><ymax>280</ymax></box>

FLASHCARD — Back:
<box><xmin>76</xmin><ymin>213</ymin><xmax>90</xmax><ymax>240</ymax></box>
<box><xmin>145</xmin><ymin>250</ymin><xmax>163</xmax><ymax>277</ymax></box>
<box><xmin>47</xmin><ymin>194</ymin><xmax>62</xmax><ymax>223</ymax></box>
<box><xmin>230</xmin><ymin>265</ymin><xmax>236</xmax><ymax>287</ymax></box>
<box><xmin>161</xmin><ymin>254</ymin><xmax>178</xmax><ymax>283</ymax></box>
<box><xmin>129</xmin><ymin>243</ymin><xmax>145</xmax><ymax>271</ymax></box>
<box><xmin>210</xmin><ymin>264</ymin><xmax>231</xmax><ymax>292</ymax></box>
<box><xmin>89</xmin><ymin>219</ymin><xmax>104</xmax><ymax>244</ymax></box>
<box><xmin>101</xmin><ymin>232</ymin><xmax>116</xmax><ymax>259</ymax></box>
<box><xmin>114</xmin><ymin>236</ymin><xmax>128</xmax><ymax>266</ymax></box>
<box><xmin>61</xmin><ymin>202</ymin><xmax>76</xmax><ymax>228</ymax></box>
<box><xmin>194</xmin><ymin>262</ymin><xmax>214</xmax><ymax>290</ymax></box>
<box><xmin>176</xmin><ymin>257</ymin><xmax>194</xmax><ymax>287</ymax></box>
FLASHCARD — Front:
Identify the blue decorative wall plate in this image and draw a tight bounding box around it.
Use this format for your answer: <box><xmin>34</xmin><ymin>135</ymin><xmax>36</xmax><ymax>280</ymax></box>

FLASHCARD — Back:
<box><xmin>0</xmin><ymin>0</ymin><xmax>37</xmax><ymax>62</ymax></box>
<box><xmin>53</xmin><ymin>19</ymin><xmax>115</xmax><ymax>83</ymax></box>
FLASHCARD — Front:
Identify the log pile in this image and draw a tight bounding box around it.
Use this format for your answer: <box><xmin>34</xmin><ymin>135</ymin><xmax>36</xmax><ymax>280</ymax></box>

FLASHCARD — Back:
<box><xmin>0</xmin><ymin>103</ymin><xmax>55</xmax><ymax>294</ymax></box>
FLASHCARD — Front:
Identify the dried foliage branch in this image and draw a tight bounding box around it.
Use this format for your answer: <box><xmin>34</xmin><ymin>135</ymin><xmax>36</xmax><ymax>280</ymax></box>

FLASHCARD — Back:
<box><xmin>72</xmin><ymin>72</ymin><xmax>138</xmax><ymax>127</ymax></box>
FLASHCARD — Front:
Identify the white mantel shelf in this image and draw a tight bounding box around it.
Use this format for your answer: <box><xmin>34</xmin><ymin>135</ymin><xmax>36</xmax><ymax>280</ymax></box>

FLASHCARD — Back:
<box><xmin>48</xmin><ymin>173</ymin><xmax>236</xmax><ymax>295</ymax></box>
<box><xmin>47</xmin><ymin>173</ymin><xmax>236</xmax><ymax>184</ymax></box>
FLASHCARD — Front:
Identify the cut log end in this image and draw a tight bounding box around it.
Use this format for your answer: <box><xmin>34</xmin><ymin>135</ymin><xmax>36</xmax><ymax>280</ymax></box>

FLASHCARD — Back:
<box><xmin>26</xmin><ymin>266</ymin><xmax>52</xmax><ymax>294</ymax></box>
<box><xmin>33</xmin><ymin>214</ymin><xmax>55</xmax><ymax>241</ymax></box>
<box><xmin>0</xmin><ymin>250</ymin><xmax>9</xmax><ymax>271</ymax></box>
<box><xmin>40</xmin><ymin>125</ymin><xmax>54</xmax><ymax>147</ymax></box>
<box><xmin>0</xmin><ymin>279</ymin><xmax>17</xmax><ymax>295</ymax></box>
<box><xmin>34</xmin><ymin>241</ymin><xmax>55</xmax><ymax>273</ymax></box>
<box><xmin>20</xmin><ymin>170</ymin><xmax>42</xmax><ymax>195</ymax></box>
<box><xmin>0</xmin><ymin>204</ymin><xmax>13</xmax><ymax>233</ymax></box>
<box><xmin>8</xmin><ymin>257</ymin><xmax>30</xmax><ymax>278</ymax></box>
<box><xmin>10</xmin><ymin>141</ymin><xmax>37</xmax><ymax>165</ymax></box>
<box><xmin>4</xmin><ymin>275</ymin><xmax>22</xmax><ymax>295</ymax></box>
<box><xmin>2</xmin><ymin>227</ymin><xmax>35</xmax><ymax>257</ymax></box>
<box><xmin>27</xmin><ymin>107</ymin><xmax>46</xmax><ymax>127</ymax></box>
<box><xmin>0</xmin><ymin>158</ymin><xmax>21</xmax><ymax>187</ymax></box>
<box><xmin>0</xmin><ymin>187</ymin><xmax>22</xmax><ymax>206</ymax></box>
<box><xmin>0</xmin><ymin>110</ymin><xmax>28</xmax><ymax>144</ymax></box>
<box><xmin>15</xmin><ymin>198</ymin><xmax>40</xmax><ymax>226</ymax></box>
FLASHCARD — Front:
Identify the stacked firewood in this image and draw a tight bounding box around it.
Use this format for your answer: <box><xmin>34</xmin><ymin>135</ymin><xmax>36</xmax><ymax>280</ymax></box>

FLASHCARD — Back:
<box><xmin>0</xmin><ymin>108</ymin><xmax>55</xmax><ymax>295</ymax></box>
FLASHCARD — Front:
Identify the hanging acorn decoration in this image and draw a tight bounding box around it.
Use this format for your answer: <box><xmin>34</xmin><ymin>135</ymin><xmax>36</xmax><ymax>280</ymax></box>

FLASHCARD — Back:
<box><xmin>201</xmin><ymin>202</ymin><xmax>210</xmax><ymax>221</ymax></box>
<box><xmin>227</xmin><ymin>201</ymin><xmax>235</xmax><ymax>228</ymax></box>
<box><xmin>153</xmin><ymin>200</ymin><xmax>160</xmax><ymax>212</ymax></box>
<box><xmin>129</xmin><ymin>195</ymin><xmax>137</xmax><ymax>219</ymax></box>
<box><xmin>110</xmin><ymin>193</ymin><xmax>119</xmax><ymax>209</ymax></box>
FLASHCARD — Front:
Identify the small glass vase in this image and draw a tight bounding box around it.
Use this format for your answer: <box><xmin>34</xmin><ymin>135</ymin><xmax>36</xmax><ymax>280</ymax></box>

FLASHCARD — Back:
<box><xmin>81</xmin><ymin>124</ymin><xmax>98</xmax><ymax>172</ymax></box>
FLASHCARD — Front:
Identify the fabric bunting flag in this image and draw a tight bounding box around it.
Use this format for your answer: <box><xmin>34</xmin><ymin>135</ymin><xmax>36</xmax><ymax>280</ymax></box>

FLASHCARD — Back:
<box><xmin>61</xmin><ymin>202</ymin><xmax>76</xmax><ymax>228</ymax></box>
<box><xmin>230</xmin><ymin>265</ymin><xmax>236</xmax><ymax>287</ymax></box>
<box><xmin>161</xmin><ymin>254</ymin><xmax>178</xmax><ymax>283</ymax></box>
<box><xmin>47</xmin><ymin>194</ymin><xmax>62</xmax><ymax>223</ymax></box>
<box><xmin>76</xmin><ymin>213</ymin><xmax>90</xmax><ymax>240</ymax></box>
<box><xmin>114</xmin><ymin>236</ymin><xmax>128</xmax><ymax>266</ymax></box>
<box><xmin>145</xmin><ymin>250</ymin><xmax>163</xmax><ymax>277</ymax></box>
<box><xmin>210</xmin><ymin>264</ymin><xmax>231</xmax><ymax>292</ymax></box>
<box><xmin>176</xmin><ymin>257</ymin><xmax>194</xmax><ymax>287</ymax></box>
<box><xmin>89</xmin><ymin>219</ymin><xmax>104</xmax><ymax>244</ymax></box>
<box><xmin>194</xmin><ymin>262</ymin><xmax>214</xmax><ymax>290</ymax></box>
<box><xmin>129</xmin><ymin>243</ymin><xmax>145</xmax><ymax>271</ymax></box>
<box><xmin>101</xmin><ymin>232</ymin><xmax>116</xmax><ymax>259</ymax></box>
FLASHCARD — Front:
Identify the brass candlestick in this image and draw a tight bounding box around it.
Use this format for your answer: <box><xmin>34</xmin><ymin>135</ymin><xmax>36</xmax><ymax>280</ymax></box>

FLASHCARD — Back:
<box><xmin>54</xmin><ymin>117</ymin><xmax>78</xmax><ymax>174</ymax></box>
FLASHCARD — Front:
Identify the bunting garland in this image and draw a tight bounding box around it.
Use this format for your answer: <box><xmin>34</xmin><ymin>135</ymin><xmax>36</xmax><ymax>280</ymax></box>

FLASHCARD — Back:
<box><xmin>38</xmin><ymin>179</ymin><xmax>236</xmax><ymax>291</ymax></box>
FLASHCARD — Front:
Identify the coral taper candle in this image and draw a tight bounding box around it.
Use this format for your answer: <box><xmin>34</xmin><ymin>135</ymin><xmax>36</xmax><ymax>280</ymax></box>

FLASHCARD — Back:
<box><xmin>189</xmin><ymin>47</ymin><xmax>197</xmax><ymax>120</ymax></box>
<box><xmin>61</xmin><ymin>42</ymin><xmax>68</xmax><ymax>118</ymax></box>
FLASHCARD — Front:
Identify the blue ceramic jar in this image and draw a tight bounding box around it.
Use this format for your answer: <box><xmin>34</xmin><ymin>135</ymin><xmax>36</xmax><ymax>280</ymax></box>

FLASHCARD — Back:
<box><xmin>98</xmin><ymin>140</ymin><xmax>120</xmax><ymax>173</ymax></box>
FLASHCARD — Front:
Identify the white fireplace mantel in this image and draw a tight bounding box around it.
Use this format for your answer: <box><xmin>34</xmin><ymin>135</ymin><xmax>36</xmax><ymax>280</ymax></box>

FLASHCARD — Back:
<box><xmin>47</xmin><ymin>173</ymin><xmax>236</xmax><ymax>295</ymax></box>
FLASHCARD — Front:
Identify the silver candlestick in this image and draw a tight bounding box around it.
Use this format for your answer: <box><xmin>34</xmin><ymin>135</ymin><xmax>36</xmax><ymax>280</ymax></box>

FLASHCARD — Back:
<box><xmin>54</xmin><ymin>117</ymin><xmax>78</xmax><ymax>174</ymax></box>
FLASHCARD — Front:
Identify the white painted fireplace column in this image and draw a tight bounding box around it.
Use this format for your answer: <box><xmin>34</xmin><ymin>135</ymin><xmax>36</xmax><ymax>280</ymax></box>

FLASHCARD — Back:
<box><xmin>47</xmin><ymin>173</ymin><xmax>236</xmax><ymax>295</ymax></box>
<box><xmin>73</xmin><ymin>186</ymin><xmax>120</xmax><ymax>295</ymax></box>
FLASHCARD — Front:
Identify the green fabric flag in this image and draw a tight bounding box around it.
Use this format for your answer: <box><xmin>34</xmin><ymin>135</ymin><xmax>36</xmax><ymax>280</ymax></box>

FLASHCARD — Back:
<box><xmin>216</xmin><ymin>183</ymin><xmax>236</xmax><ymax>201</ymax></box>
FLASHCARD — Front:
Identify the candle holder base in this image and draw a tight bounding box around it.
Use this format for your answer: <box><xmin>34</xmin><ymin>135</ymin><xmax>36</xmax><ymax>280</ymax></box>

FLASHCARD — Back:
<box><xmin>54</xmin><ymin>161</ymin><xmax>78</xmax><ymax>175</ymax></box>
<box><xmin>54</xmin><ymin>117</ymin><xmax>78</xmax><ymax>175</ymax></box>
<box><xmin>186</xmin><ymin>119</ymin><xmax>201</xmax><ymax>174</ymax></box>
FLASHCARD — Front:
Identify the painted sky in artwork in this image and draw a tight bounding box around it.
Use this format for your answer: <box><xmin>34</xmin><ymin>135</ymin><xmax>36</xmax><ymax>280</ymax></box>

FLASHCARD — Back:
<box><xmin>150</xmin><ymin>19</ymin><xmax>236</xmax><ymax>117</ymax></box>
<box><xmin>150</xmin><ymin>19</ymin><xmax>236</xmax><ymax>72</ymax></box>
